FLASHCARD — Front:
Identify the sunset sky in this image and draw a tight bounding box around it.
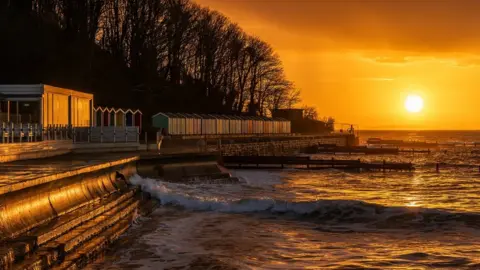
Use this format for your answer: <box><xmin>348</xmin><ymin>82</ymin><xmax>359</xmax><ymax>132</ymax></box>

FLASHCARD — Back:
<box><xmin>196</xmin><ymin>0</ymin><xmax>480</xmax><ymax>130</ymax></box>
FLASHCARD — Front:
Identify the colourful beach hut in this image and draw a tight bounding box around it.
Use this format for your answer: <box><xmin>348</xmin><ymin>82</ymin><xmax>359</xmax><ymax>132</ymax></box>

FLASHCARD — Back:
<box><xmin>231</xmin><ymin>115</ymin><xmax>242</xmax><ymax>134</ymax></box>
<box><xmin>152</xmin><ymin>112</ymin><xmax>169</xmax><ymax>134</ymax></box>
<box><xmin>108</xmin><ymin>110</ymin><xmax>115</xmax><ymax>126</ymax></box>
<box><xmin>219</xmin><ymin>115</ymin><xmax>231</xmax><ymax>135</ymax></box>
<box><xmin>190</xmin><ymin>114</ymin><xmax>202</xmax><ymax>135</ymax></box>
<box><xmin>151</xmin><ymin>112</ymin><xmax>185</xmax><ymax>135</ymax></box>
<box><xmin>93</xmin><ymin>106</ymin><xmax>141</xmax><ymax>129</ymax></box>
<box><xmin>94</xmin><ymin>107</ymin><xmax>103</xmax><ymax>127</ymax></box>
<box><xmin>203</xmin><ymin>115</ymin><xmax>217</xmax><ymax>135</ymax></box>
<box><xmin>115</xmin><ymin>109</ymin><xmax>125</xmax><ymax>127</ymax></box>
<box><xmin>103</xmin><ymin>109</ymin><xmax>109</xmax><ymax>126</ymax></box>
<box><xmin>125</xmin><ymin>109</ymin><xmax>134</xmax><ymax>126</ymax></box>
<box><xmin>133</xmin><ymin>110</ymin><xmax>142</xmax><ymax>131</ymax></box>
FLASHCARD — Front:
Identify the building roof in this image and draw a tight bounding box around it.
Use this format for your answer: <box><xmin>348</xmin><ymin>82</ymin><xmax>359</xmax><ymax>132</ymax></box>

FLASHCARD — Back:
<box><xmin>0</xmin><ymin>84</ymin><xmax>93</xmax><ymax>99</ymax></box>
<box><xmin>0</xmin><ymin>84</ymin><xmax>44</xmax><ymax>96</ymax></box>
<box><xmin>94</xmin><ymin>106</ymin><xmax>142</xmax><ymax>114</ymax></box>
<box><xmin>151</xmin><ymin>112</ymin><xmax>289</xmax><ymax>122</ymax></box>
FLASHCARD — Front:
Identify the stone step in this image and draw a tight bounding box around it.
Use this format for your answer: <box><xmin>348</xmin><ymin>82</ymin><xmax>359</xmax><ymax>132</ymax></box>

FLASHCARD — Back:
<box><xmin>29</xmin><ymin>190</ymin><xmax>136</xmax><ymax>245</ymax></box>
<box><xmin>13</xmin><ymin>247</ymin><xmax>60</xmax><ymax>270</ymax></box>
<box><xmin>13</xmin><ymin>197</ymin><xmax>138</xmax><ymax>270</ymax></box>
<box><xmin>53</xmin><ymin>216</ymin><xmax>134</xmax><ymax>270</ymax></box>
<box><xmin>43</xmin><ymin>197</ymin><xmax>138</xmax><ymax>254</ymax></box>
<box><xmin>0</xmin><ymin>166</ymin><xmax>132</xmax><ymax>242</ymax></box>
<box><xmin>5</xmin><ymin>190</ymin><xmax>138</xmax><ymax>269</ymax></box>
<box><xmin>0</xmin><ymin>191</ymin><xmax>134</xmax><ymax>267</ymax></box>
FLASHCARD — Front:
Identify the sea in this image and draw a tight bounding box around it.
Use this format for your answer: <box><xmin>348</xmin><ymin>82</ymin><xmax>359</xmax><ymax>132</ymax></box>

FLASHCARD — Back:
<box><xmin>88</xmin><ymin>131</ymin><xmax>480</xmax><ymax>270</ymax></box>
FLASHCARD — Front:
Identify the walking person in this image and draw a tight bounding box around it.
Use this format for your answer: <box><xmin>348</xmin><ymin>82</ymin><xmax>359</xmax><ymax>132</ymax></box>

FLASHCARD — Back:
<box><xmin>156</xmin><ymin>128</ymin><xmax>164</xmax><ymax>153</ymax></box>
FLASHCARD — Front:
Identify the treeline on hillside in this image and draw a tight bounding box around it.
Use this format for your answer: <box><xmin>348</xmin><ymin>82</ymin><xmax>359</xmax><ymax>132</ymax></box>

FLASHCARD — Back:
<box><xmin>0</xmin><ymin>0</ymin><xmax>301</xmax><ymax>119</ymax></box>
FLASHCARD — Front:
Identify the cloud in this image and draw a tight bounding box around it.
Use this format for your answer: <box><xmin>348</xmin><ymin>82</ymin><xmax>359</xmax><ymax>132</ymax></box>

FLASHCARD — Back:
<box><xmin>352</xmin><ymin>77</ymin><xmax>395</xmax><ymax>81</ymax></box>
<box><xmin>365</xmin><ymin>125</ymin><xmax>426</xmax><ymax>130</ymax></box>
<box><xmin>454</xmin><ymin>57</ymin><xmax>480</xmax><ymax>68</ymax></box>
<box><xmin>358</xmin><ymin>51</ymin><xmax>480</xmax><ymax>68</ymax></box>
<box><xmin>359</xmin><ymin>52</ymin><xmax>431</xmax><ymax>65</ymax></box>
<box><xmin>371</xmin><ymin>56</ymin><xmax>408</xmax><ymax>64</ymax></box>
<box><xmin>196</xmin><ymin>0</ymin><xmax>480</xmax><ymax>54</ymax></box>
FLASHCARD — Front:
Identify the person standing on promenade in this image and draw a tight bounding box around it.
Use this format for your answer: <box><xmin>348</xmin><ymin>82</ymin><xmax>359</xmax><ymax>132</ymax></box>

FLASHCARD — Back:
<box><xmin>157</xmin><ymin>128</ymin><xmax>164</xmax><ymax>152</ymax></box>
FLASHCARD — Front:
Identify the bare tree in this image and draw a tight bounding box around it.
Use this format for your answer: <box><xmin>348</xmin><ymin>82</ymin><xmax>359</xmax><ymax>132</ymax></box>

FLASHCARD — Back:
<box><xmin>303</xmin><ymin>106</ymin><xmax>318</xmax><ymax>120</ymax></box>
<box><xmin>4</xmin><ymin>0</ymin><xmax>302</xmax><ymax>117</ymax></box>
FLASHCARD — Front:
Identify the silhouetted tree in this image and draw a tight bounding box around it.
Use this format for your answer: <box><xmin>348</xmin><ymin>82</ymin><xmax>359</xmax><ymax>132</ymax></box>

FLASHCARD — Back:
<box><xmin>0</xmin><ymin>0</ymin><xmax>302</xmax><ymax>124</ymax></box>
<box><xmin>303</xmin><ymin>106</ymin><xmax>318</xmax><ymax>120</ymax></box>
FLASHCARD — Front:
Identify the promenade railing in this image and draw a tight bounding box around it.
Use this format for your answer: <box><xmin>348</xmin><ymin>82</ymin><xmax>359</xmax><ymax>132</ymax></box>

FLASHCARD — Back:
<box><xmin>72</xmin><ymin>126</ymin><xmax>139</xmax><ymax>143</ymax></box>
<box><xmin>0</xmin><ymin>123</ymin><xmax>140</xmax><ymax>144</ymax></box>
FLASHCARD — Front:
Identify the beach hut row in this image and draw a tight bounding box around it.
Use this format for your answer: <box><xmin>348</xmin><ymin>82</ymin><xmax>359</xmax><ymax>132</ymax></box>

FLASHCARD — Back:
<box><xmin>93</xmin><ymin>107</ymin><xmax>142</xmax><ymax>131</ymax></box>
<box><xmin>152</xmin><ymin>113</ymin><xmax>291</xmax><ymax>136</ymax></box>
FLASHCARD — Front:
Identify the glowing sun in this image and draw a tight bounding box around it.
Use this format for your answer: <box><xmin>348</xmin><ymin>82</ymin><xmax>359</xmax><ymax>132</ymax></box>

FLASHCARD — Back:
<box><xmin>405</xmin><ymin>95</ymin><xmax>424</xmax><ymax>113</ymax></box>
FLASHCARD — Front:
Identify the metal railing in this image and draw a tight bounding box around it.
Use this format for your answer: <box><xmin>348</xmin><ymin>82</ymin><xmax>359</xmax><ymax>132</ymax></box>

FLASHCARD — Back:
<box><xmin>1</xmin><ymin>123</ymin><xmax>72</xmax><ymax>143</ymax></box>
<box><xmin>333</xmin><ymin>123</ymin><xmax>359</xmax><ymax>137</ymax></box>
<box><xmin>73</xmin><ymin>126</ymin><xmax>140</xmax><ymax>143</ymax></box>
<box><xmin>0</xmin><ymin>123</ymin><xmax>140</xmax><ymax>144</ymax></box>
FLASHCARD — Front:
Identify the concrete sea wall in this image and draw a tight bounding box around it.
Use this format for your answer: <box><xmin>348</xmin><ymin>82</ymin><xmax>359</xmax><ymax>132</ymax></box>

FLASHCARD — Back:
<box><xmin>0</xmin><ymin>154</ymin><xmax>141</xmax><ymax>269</ymax></box>
<box><xmin>153</xmin><ymin>134</ymin><xmax>355</xmax><ymax>156</ymax></box>
<box><xmin>137</xmin><ymin>153</ymin><xmax>230</xmax><ymax>182</ymax></box>
<box><xmin>219</xmin><ymin>136</ymin><xmax>351</xmax><ymax>156</ymax></box>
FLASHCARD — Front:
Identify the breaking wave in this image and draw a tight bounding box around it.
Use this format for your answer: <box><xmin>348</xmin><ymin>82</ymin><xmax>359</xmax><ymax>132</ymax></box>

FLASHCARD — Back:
<box><xmin>129</xmin><ymin>175</ymin><xmax>480</xmax><ymax>231</ymax></box>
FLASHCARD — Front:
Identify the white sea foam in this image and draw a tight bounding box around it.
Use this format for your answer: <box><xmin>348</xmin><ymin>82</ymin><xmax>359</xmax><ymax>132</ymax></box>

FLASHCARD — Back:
<box><xmin>230</xmin><ymin>169</ymin><xmax>284</xmax><ymax>187</ymax></box>
<box><xmin>128</xmin><ymin>174</ymin><xmax>480</xmax><ymax>231</ymax></box>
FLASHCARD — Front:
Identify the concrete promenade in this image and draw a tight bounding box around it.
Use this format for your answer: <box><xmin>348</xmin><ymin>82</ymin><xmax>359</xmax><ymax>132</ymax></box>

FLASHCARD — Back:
<box><xmin>0</xmin><ymin>133</ymin><xmax>354</xmax><ymax>194</ymax></box>
<box><xmin>0</xmin><ymin>153</ymin><xmax>139</xmax><ymax>196</ymax></box>
<box><xmin>0</xmin><ymin>140</ymin><xmax>73</xmax><ymax>163</ymax></box>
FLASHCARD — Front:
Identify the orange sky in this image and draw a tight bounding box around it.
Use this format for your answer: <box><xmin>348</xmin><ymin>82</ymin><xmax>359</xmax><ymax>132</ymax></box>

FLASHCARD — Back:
<box><xmin>195</xmin><ymin>0</ymin><xmax>480</xmax><ymax>130</ymax></box>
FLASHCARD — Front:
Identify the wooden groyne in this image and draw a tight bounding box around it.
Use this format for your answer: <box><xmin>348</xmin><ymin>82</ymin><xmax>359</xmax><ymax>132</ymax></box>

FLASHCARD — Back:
<box><xmin>305</xmin><ymin>144</ymin><xmax>431</xmax><ymax>155</ymax></box>
<box><xmin>367</xmin><ymin>139</ymin><xmax>480</xmax><ymax>149</ymax></box>
<box><xmin>222</xmin><ymin>156</ymin><xmax>414</xmax><ymax>172</ymax></box>
<box><xmin>367</xmin><ymin>138</ymin><xmax>439</xmax><ymax>148</ymax></box>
